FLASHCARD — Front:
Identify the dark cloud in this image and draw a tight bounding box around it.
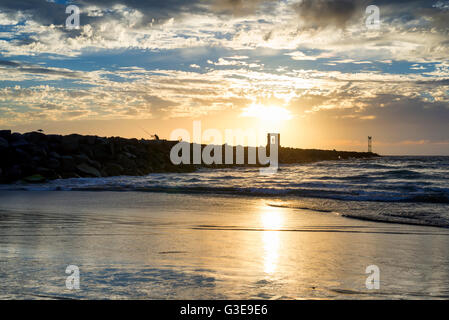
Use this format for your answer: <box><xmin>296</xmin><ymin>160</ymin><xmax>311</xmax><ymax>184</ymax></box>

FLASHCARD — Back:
<box><xmin>306</xmin><ymin>93</ymin><xmax>449</xmax><ymax>145</ymax></box>
<box><xmin>421</xmin><ymin>7</ymin><xmax>449</xmax><ymax>31</ymax></box>
<box><xmin>291</xmin><ymin>0</ymin><xmax>449</xmax><ymax>30</ymax></box>
<box><xmin>416</xmin><ymin>79</ymin><xmax>449</xmax><ymax>86</ymax></box>
<box><xmin>211</xmin><ymin>0</ymin><xmax>276</xmax><ymax>16</ymax></box>
<box><xmin>142</xmin><ymin>95</ymin><xmax>179</xmax><ymax>109</ymax></box>
<box><xmin>293</xmin><ymin>0</ymin><xmax>362</xmax><ymax>29</ymax></box>
<box><xmin>0</xmin><ymin>0</ymin><xmax>67</xmax><ymax>25</ymax></box>
<box><xmin>0</xmin><ymin>60</ymin><xmax>84</xmax><ymax>78</ymax></box>
<box><xmin>0</xmin><ymin>0</ymin><xmax>277</xmax><ymax>27</ymax></box>
<box><xmin>19</xmin><ymin>67</ymin><xmax>82</xmax><ymax>78</ymax></box>
<box><xmin>78</xmin><ymin>0</ymin><xmax>205</xmax><ymax>24</ymax></box>
<box><xmin>0</xmin><ymin>60</ymin><xmax>20</xmax><ymax>67</ymax></box>
<box><xmin>0</xmin><ymin>0</ymin><xmax>205</xmax><ymax>27</ymax></box>
<box><xmin>1</xmin><ymin>0</ymin><xmax>446</xmax><ymax>33</ymax></box>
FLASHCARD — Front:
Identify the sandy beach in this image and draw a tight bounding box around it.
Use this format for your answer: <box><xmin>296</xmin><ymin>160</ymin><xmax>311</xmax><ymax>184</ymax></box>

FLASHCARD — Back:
<box><xmin>1</xmin><ymin>190</ymin><xmax>449</xmax><ymax>299</ymax></box>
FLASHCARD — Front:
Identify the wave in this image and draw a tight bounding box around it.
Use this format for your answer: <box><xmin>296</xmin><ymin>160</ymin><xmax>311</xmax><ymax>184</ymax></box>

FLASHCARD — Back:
<box><xmin>381</xmin><ymin>169</ymin><xmax>424</xmax><ymax>178</ymax></box>
<box><xmin>7</xmin><ymin>183</ymin><xmax>449</xmax><ymax>205</ymax></box>
<box><xmin>408</xmin><ymin>194</ymin><xmax>449</xmax><ymax>204</ymax></box>
<box><xmin>1</xmin><ymin>156</ymin><xmax>448</xmax><ymax>231</ymax></box>
<box><xmin>340</xmin><ymin>212</ymin><xmax>449</xmax><ymax>229</ymax></box>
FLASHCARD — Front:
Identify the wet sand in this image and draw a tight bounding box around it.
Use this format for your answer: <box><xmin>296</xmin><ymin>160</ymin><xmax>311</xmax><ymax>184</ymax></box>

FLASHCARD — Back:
<box><xmin>1</xmin><ymin>190</ymin><xmax>449</xmax><ymax>299</ymax></box>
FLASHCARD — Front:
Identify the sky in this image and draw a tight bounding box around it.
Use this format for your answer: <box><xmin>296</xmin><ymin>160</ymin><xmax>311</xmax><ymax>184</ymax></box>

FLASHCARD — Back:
<box><xmin>0</xmin><ymin>0</ymin><xmax>448</xmax><ymax>155</ymax></box>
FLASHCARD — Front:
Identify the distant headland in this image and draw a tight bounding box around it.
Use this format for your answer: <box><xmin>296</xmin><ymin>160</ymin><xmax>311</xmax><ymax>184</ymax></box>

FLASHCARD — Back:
<box><xmin>0</xmin><ymin>130</ymin><xmax>378</xmax><ymax>183</ymax></box>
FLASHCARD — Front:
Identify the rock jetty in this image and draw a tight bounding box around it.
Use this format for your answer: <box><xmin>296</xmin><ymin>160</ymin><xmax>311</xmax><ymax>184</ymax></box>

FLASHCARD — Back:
<box><xmin>0</xmin><ymin>130</ymin><xmax>378</xmax><ymax>183</ymax></box>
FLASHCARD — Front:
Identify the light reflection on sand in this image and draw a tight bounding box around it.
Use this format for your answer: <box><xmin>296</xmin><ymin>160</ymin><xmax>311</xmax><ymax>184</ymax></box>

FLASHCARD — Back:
<box><xmin>1</xmin><ymin>191</ymin><xmax>449</xmax><ymax>299</ymax></box>
<box><xmin>260</xmin><ymin>205</ymin><xmax>283</xmax><ymax>275</ymax></box>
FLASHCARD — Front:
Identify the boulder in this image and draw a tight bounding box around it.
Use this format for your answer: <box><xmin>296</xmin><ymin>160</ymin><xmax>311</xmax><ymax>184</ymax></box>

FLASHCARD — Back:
<box><xmin>14</xmin><ymin>148</ymin><xmax>31</xmax><ymax>163</ymax></box>
<box><xmin>74</xmin><ymin>153</ymin><xmax>90</xmax><ymax>163</ymax></box>
<box><xmin>47</xmin><ymin>158</ymin><xmax>61</xmax><ymax>169</ymax></box>
<box><xmin>77</xmin><ymin>163</ymin><xmax>101</xmax><ymax>177</ymax></box>
<box><xmin>23</xmin><ymin>131</ymin><xmax>46</xmax><ymax>144</ymax></box>
<box><xmin>92</xmin><ymin>143</ymin><xmax>111</xmax><ymax>160</ymax></box>
<box><xmin>0</xmin><ymin>130</ymin><xmax>11</xmax><ymax>139</ymax></box>
<box><xmin>28</xmin><ymin>144</ymin><xmax>47</xmax><ymax>158</ymax></box>
<box><xmin>85</xmin><ymin>135</ymin><xmax>96</xmax><ymax>145</ymax></box>
<box><xmin>123</xmin><ymin>151</ymin><xmax>137</xmax><ymax>159</ymax></box>
<box><xmin>4</xmin><ymin>165</ymin><xmax>21</xmax><ymax>181</ymax></box>
<box><xmin>11</xmin><ymin>138</ymin><xmax>29</xmax><ymax>148</ymax></box>
<box><xmin>79</xmin><ymin>145</ymin><xmax>94</xmax><ymax>158</ymax></box>
<box><xmin>49</xmin><ymin>151</ymin><xmax>61</xmax><ymax>159</ymax></box>
<box><xmin>47</xmin><ymin>134</ymin><xmax>62</xmax><ymax>143</ymax></box>
<box><xmin>89</xmin><ymin>160</ymin><xmax>102</xmax><ymax>170</ymax></box>
<box><xmin>61</xmin><ymin>155</ymin><xmax>77</xmax><ymax>172</ymax></box>
<box><xmin>104</xmin><ymin>163</ymin><xmax>124</xmax><ymax>176</ymax></box>
<box><xmin>10</xmin><ymin>132</ymin><xmax>23</xmax><ymax>141</ymax></box>
<box><xmin>20</xmin><ymin>162</ymin><xmax>37</xmax><ymax>176</ymax></box>
<box><xmin>61</xmin><ymin>134</ymin><xmax>81</xmax><ymax>153</ymax></box>
<box><xmin>61</xmin><ymin>172</ymin><xmax>81</xmax><ymax>179</ymax></box>
<box><xmin>0</xmin><ymin>137</ymin><xmax>9</xmax><ymax>149</ymax></box>
<box><xmin>32</xmin><ymin>156</ymin><xmax>42</xmax><ymax>164</ymax></box>
<box><xmin>36</xmin><ymin>167</ymin><xmax>56</xmax><ymax>178</ymax></box>
<box><xmin>117</xmin><ymin>153</ymin><xmax>136</xmax><ymax>169</ymax></box>
<box><xmin>124</xmin><ymin>145</ymin><xmax>137</xmax><ymax>154</ymax></box>
<box><xmin>23</xmin><ymin>174</ymin><xmax>46</xmax><ymax>183</ymax></box>
<box><xmin>0</xmin><ymin>149</ymin><xmax>16</xmax><ymax>167</ymax></box>
<box><xmin>73</xmin><ymin>153</ymin><xmax>100</xmax><ymax>169</ymax></box>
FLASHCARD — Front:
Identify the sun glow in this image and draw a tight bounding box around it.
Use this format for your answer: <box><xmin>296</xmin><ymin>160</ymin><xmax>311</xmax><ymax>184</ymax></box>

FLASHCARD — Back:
<box><xmin>241</xmin><ymin>104</ymin><xmax>292</xmax><ymax>126</ymax></box>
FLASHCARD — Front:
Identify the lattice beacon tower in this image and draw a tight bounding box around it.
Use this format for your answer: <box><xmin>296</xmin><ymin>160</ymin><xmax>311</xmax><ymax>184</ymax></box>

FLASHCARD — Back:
<box><xmin>368</xmin><ymin>136</ymin><xmax>372</xmax><ymax>153</ymax></box>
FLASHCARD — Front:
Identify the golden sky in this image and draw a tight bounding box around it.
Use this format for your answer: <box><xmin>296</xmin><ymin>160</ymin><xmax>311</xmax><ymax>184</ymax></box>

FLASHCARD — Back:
<box><xmin>1</xmin><ymin>0</ymin><xmax>448</xmax><ymax>155</ymax></box>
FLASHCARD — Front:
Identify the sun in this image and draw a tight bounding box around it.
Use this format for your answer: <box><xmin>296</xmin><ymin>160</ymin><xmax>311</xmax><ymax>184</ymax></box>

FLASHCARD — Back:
<box><xmin>241</xmin><ymin>103</ymin><xmax>292</xmax><ymax>132</ymax></box>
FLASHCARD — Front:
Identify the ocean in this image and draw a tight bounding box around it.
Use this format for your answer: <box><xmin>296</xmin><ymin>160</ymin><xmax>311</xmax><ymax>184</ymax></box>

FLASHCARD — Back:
<box><xmin>1</xmin><ymin>156</ymin><xmax>449</xmax><ymax>299</ymax></box>
<box><xmin>2</xmin><ymin>156</ymin><xmax>449</xmax><ymax>228</ymax></box>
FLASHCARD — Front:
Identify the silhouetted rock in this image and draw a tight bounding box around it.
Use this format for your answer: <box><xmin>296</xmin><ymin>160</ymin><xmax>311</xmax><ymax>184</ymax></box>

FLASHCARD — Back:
<box><xmin>36</xmin><ymin>167</ymin><xmax>56</xmax><ymax>178</ymax></box>
<box><xmin>104</xmin><ymin>163</ymin><xmax>124</xmax><ymax>176</ymax></box>
<box><xmin>23</xmin><ymin>174</ymin><xmax>46</xmax><ymax>183</ymax></box>
<box><xmin>61</xmin><ymin>155</ymin><xmax>77</xmax><ymax>172</ymax></box>
<box><xmin>74</xmin><ymin>153</ymin><xmax>90</xmax><ymax>164</ymax></box>
<box><xmin>23</xmin><ymin>132</ymin><xmax>46</xmax><ymax>144</ymax></box>
<box><xmin>10</xmin><ymin>132</ymin><xmax>23</xmax><ymax>141</ymax></box>
<box><xmin>0</xmin><ymin>137</ymin><xmax>8</xmax><ymax>149</ymax></box>
<box><xmin>49</xmin><ymin>151</ymin><xmax>61</xmax><ymax>159</ymax></box>
<box><xmin>14</xmin><ymin>148</ymin><xmax>31</xmax><ymax>164</ymax></box>
<box><xmin>47</xmin><ymin>158</ymin><xmax>60</xmax><ymax>169</ymax></box>
<box><xmin>61</xmin><ymin>172</ymin><xmax>81</xmax><ymax>179</ymax></box>
<box><xmin>77</xmin><ymin>163</ymin><xmax>101</xmax><ymax>177</ymax></box>
<box><xmin>61</xmin><ymin>134</ymin><xmax>81</xmax><ymax>153</ymax></box>
<box><xmin>4</xmin><ymin>165</ymin><xmax>21</xmax><ymax>182</ymax></box>
<box><xmin>0</xmin><ymin>130</ymin><xmax>378</xmax><ymax>183</ymax></box>
<box><xmin>0</xmin><ymin>130</ymin><xmax>11</xmax><ymax>139</ymax></box>
<box><xmin>11</xmin><ymin>138</ymin><xmax>29</xmax><ymax>148</ymax></box>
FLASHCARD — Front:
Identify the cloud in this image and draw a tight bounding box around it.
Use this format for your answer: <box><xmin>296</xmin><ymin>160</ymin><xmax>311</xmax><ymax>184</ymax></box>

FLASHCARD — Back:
<box><xmin>211</xmin><ymin>0</ymin><xmax>275</xmax><ymax>16</ymax></box>
<box><xmin>285</xmin><ymin>50</ymin><xmax>334</xmax><ymax>61</ymax></box>
<box><xmin>0</xmin><ymin>0</ymin><xmax>447</xmax><ymax>63</ymax></box>
<box><xmin>207</xmin><ymin>57</ymin><xmax>262</xmax><ymax>68</ymax></box>
<box><xmin>0</xmin><ymin>0</ymin><xmax>448</xmax><ymax>150</ymax></box>
<box><xmin>292</xmin><ymin>0</ymin><xmax>361</xmax><ymax>29</ymax></box>
<box><xmin>0</xmin><ymin>60</ymin><xmax>85</xmax><ymax>79</ymax></box>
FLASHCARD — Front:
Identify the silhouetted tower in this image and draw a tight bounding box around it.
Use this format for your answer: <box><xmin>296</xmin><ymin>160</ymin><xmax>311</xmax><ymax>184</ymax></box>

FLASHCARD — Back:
<box><xmin>267</xmin><ymin>133</ymin><xmax>280</xmax><ymax>148</ymax></box>
<box><xmin>368</xmin><ymin>136</ymin><xmax>372</xmax><ymax>153</ymax></box>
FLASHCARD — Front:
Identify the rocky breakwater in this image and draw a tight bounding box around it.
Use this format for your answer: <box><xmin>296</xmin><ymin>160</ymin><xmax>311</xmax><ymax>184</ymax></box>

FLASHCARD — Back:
<box><xmin>0</xmin><ymin>130</ymin><xmax>195</xmax><ymax>183</ymax></box>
